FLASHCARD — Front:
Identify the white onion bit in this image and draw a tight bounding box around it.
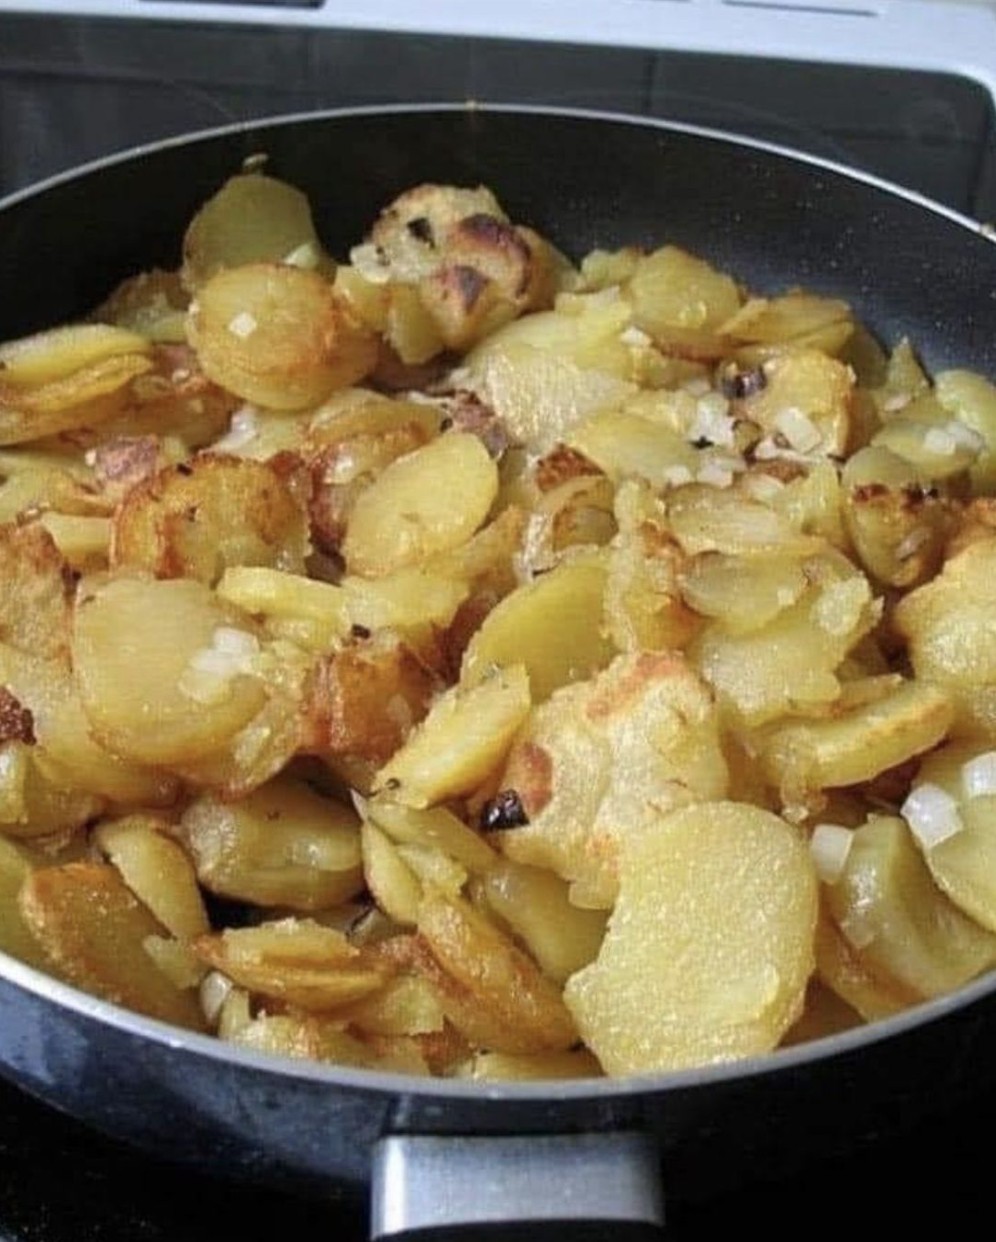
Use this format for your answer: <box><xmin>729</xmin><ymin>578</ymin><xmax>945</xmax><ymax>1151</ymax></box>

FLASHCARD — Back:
<box><xmin>901</xmin><ymin>782</ymin><xmax>964</xmax><ymax>850</ymax></box>
<box><xmin>809</xmin><ymin>823</ymin><xmax>854</xmax><ymax>885</ymax></box>
<box><xmin>961</xmin><ymin>751</ymin><xmax>996</xmax><ymax>800</ymax></box>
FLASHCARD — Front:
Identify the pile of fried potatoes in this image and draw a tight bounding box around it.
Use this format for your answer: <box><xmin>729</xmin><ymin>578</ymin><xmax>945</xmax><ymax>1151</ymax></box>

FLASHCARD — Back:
<box><xmin>5</xmin><ymin>166</ymin><xmax>996</xmax><ymax>1081</ymax></box>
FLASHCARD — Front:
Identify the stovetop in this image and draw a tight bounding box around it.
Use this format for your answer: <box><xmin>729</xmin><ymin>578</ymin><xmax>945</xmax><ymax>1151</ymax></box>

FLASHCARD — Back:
<box><xmin>2</xmin><ymin>3</ymin><xmax>996</xmax><ymax>1238</ymax></box>
<box><xmin>0</xmin><ymin>1066</ymin><xmax>991</xmax><ymax>1241</ymax></box>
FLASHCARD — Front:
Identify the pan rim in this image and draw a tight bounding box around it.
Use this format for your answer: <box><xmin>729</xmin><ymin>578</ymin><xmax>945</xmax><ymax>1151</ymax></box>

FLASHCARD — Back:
<box><xmin>3</xmin><ymin>939</ymin><xmax>994</xmax><ymax>1103</ymax></box>
<box><xmin>0</xmin><ymin>99</ymin><xmax>993</xmax><ymax>241</ymax></box>
<box><xmin>2</xmin><ymin>99</ymin><xmax>996</xmax><ymax>1106</ymax></box>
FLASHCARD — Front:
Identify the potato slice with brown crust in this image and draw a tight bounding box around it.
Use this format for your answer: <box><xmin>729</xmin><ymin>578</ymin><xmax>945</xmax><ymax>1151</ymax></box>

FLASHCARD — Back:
<box><xmin>414</xmin><ymin>889</ymin><xmax>578</xmax><ymax>1055</ymax></box>
<box><xmin>18</xmin><ymin>862</ymin><xmax>206</xmax><ymax>1030</ymax></box>
<box><xmin>497</xmin><ymin>651</ymin><xmax>728</xmax><ymax>908</ymax></box>
<box><xmin>0</xmin><ymin>521</ymin><xmax>74</xmax><ymax>660</ymax></box>
<box><xmin>187</xmin><ymin>263</ymin><xmax>376</xmax><ymax>410</ymax></box>
<box><xmin>564</xmin><ymin>801</ymin><xmax>817</xmax><ymax>1075</ymax></box>
<box><xmin>194</xmin><ymin>919</ymin><xmax>391</xmax><ymax>1012</ymax></box>
<box><xmin>111</xmin><ymin>452</ymin><xmax>309</xmax><ymax>584</ymax></box>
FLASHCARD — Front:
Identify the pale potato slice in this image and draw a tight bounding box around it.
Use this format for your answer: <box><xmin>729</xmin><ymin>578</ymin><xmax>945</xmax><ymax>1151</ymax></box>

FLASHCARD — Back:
<box><xmin>18</xmin><ymin>862</ymin><xmax>206</xmax><ymax>1029</ymax></box>
<box><xmin>178</xmin><ymin>777</ymin><xmax>364</xmax><ymax>911</ymax></box>
<box><xmin>824</xmin><ymin>814</ymin><xmax>996</xmax><ymax>998</ymax></box>
<box><xmin>182</xmin><ymin>171</ymin><xmax>331</xmax><ymax>290</ymax></box>
<box><xmin>229</xmin><ymin>1012</ymin><xmax>429</xmax><ymax>1074</ymax></box>
<box><xmin>678</xmin><ymin>550</ymin><xmax>809</xmax><ymax>636</ymax></box>
<box><xmin>73</xmin><ymin>573</ymin><xmax>268</xmax><ymax>765</ymax></box>
<box><xmin>187</xmin><ymin>262</ymin><xmax>376</xmax><ymax>409</ymax></box>
<box><xmin>904</xmin><ymin>742</ymin><xmax>996</xmax><ymax>934</ymax></box>
<box><xmin>0</xmin><ymin>521</ymin><xmax>74</xmax><ymax>659</ymax></box>
<box><xmin>563</xmin><ymin>801</ymin><xmax>817</xmax><ymax>1074</ymax></box>
<box><xmin>361</xmin><ymin>798</ymin><xmax>496</xmax><ymax>874</ymax></box>
<box><xmin>461</xmin><ymin>552</ymin><xmax>615</xmax><ymax>702</ymax></box>
<box><xmin>0</xmin><ymin>740</ymin><xmax>102</xmax><ymax>840</ymax></box>
<box><xmin>758</xmin><ymin>679</ymin><xmax>954</xmax><ymax>816</ymax></box>
<box><xmin>374</xmin><ymin>664</ymin><xmax>531</xmax><ymax>808</ymax></box>
<box><xmin>934</xmin><ymin>368</ymin><xmax>996</xmax><ymax>492</ymax></box>
<box><xmin>480</xmin><ymin>859</ymin><xmax>607</xmax><ymax>983</ymax></box>
<box><xmin>497</xmin><ymin>651</ymin><xmax>728</xmax><ymax>908</ymax></box>
<box><xmin>93</xmin><ymin>815</ymin><xmax>210</xmax><ymax>942</ymax></box>
<box><xmin>814</xmin><ymin>910</ymin><xmax>921</xmax><ymax>1023</ymax></box>
<box><xmin>625</xmin><ymin>246</ymin><xmax>741</xmax><ymax>348</ymax></box>
<box><xmin>415</xmin><ymin>889</ymin><xmax>577</xmax><ymax>1054</ymax></box>
<box><xmin>893</xmin><ymin>536</ymin><xmax>996</xmax><ymax>736</ymax></box>
<box><xmin>0</xmin><ymin>322</ymin><xmax>151</xmax><ymax>389</ymax></box>
<box><xmin>341</xmin><ymin>431</ymin><xmax>498</xmax><ymax>578</ymax></box>
<box><xmin>360</xmin><ymin>820</ymin><xmax>423</xmax><ymax>926</ymax></box>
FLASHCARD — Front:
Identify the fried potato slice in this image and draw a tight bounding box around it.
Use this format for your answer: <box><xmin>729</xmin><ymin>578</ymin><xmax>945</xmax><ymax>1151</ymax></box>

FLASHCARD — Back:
<box><xmin>18</xmin><ymin>862</ymin><xmax>206</xmax><ymax>1029</ymax></box>
<box><xmin>893</xmin><ymin>536</ymin><xmax>996</xmax><ymax>737</ymax></box>
<box><xmin>563</xmin><ymin>801</ymin><xmax>817</xmax><ymax>1074</ymax></box>
<box><xmin>182</xmin><ymin>171</ymin><xmax>332</xmax><ymax>290</ymax></box>
<box><xmin>187</xmin><ymin>263</ymin><xmax>376</xmax><ymax>409</ymax></box>
<box><xmin>111</xmin><ymin>452</ymin><xmax>309</xmax><ymax>584</ymax></box>
<box><xmin>178</xmin><ymin>777</ymin><xmax>364</xmax><ymax>911</ymax></box>
<box><xmin>0</xmin><ymin>521</ymin><xmax>74</xmax><ymax>659</ymax></box>
<box><xmin>497</xmin><ymin>651</ymin><xmax>728</xmax><ymax>908</ymax></box>
<box><xmin>415</xmin><ymin>889</ymin><xmax>578</xmax><ymax>1054</ymax></box>
<box><xmin>0</xmin><ymin>836</ymin><xmax>48</xmax><ymax>968</ymax></box>
<box><xmin>824</xmin><ymin>814</ymin><xmax>996</xmax><ymax>999</ymax></box>
<box><xmin>341</xmin><ymin>431</ymin><xmax>498</xmax><ymax>578</ymax></box>
<box><xmin>73</xmin><ymin>573</ymin><xmax>268</xmax><ymax>765</ymax></box>
<box><xmin>374</xmin><ymin>664</ymin><xmax>531</xmax><ymax>808</ymax></box>
<box><xmin>93</xmin><ymin>815</ymin><xmax>210</xmax><ymax>942</ymax></box>
<box><xmin>194</xmin><ymin>918</ymin><xmax>391</xmax><ymax>1012</ymax></box>
<box><xmin>461</xmin><ymin>552</ymin><xmax>615</xmax><ymax>702</ymax></box>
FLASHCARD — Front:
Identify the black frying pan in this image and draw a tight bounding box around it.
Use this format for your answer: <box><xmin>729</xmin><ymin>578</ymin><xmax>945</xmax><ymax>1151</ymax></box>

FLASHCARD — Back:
<box><xmin>1</xmin><ymin>104</ymin><xmax>996</xmax><ymax>1240</ymax></box>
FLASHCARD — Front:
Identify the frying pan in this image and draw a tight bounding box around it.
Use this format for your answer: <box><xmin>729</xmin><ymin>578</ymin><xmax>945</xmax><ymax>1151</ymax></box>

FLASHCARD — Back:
<box><xmin>1</xmin><ymin>104</ymin><xmax>996</xmax><ymax>1240</ymax></box>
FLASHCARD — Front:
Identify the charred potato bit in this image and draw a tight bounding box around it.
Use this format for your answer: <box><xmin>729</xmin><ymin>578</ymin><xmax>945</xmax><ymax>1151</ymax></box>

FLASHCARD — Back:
<box><xmin>3</xmin><ymin>169</ymin><xmax>996</xmax><ymax>1083</ymax></box>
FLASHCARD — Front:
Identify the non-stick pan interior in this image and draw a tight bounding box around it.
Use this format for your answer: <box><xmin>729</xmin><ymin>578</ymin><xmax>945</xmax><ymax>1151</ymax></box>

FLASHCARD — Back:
<box><xmin>2</xmin><ymin>105</ymin><xmax>995</xmax><ymax>379</ymax></box>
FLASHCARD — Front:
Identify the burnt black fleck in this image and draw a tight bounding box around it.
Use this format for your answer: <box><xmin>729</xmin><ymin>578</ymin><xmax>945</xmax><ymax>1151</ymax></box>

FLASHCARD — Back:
<box><xmin>480</xmin><ymin>790</ymin><xmax>530</xmax><ymax>831</ymax></box>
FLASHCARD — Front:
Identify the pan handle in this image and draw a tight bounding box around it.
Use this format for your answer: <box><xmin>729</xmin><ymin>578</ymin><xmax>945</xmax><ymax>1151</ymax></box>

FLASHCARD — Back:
<box><xmin>369</xmin><ymin>1130</ymin><xmax>664</xmax><ymax>1240</ymax></box>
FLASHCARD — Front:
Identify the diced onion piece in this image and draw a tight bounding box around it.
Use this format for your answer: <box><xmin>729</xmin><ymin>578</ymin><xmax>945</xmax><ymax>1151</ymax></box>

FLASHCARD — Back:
<box><xmin>227</xmin><ymin>311</ymin><xmax>258</xmax><ymax>339</ymax></box>
<box><xmin>200</xmin><ymin>969</ymin><xmax>234</xmax><ymax>1025</ymax></box>
<box><xmin>961</xmin><ymin>751</ymin><xmax>996</xmax><ymax>800</ymax></box>
<box><xmin>773</xmin><ymin>406</ymin><xmax>822</xmax><ymax>453</ymax></box>
<box><xmin>901</xmin><ymin>782</ymin><xmax>964</xmax><ymax>850</ymax></box>
<box><xmin>809</xmin><ymin>823</ymin><xmax>854</xmax><ymax>885</ymax></box>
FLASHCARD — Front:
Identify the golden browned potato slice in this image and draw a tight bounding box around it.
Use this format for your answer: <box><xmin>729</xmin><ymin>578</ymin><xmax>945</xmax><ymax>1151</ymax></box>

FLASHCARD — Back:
<box><xmin>111</xmin><ymin>453</ymin><xmax>309</xmax><ymax>584</ymax></box>
<box><xmin>457</xmin><ymin>1048</ymin><xmax>603</xmax><ymax>1081</ymax></box>
<box><xmin>563</xmin><ymin>801</ymin><xmax>818</xmax><ymax>1075</ymax></box>
<box><xmin>497</xmin><ymin>651</ymin><xmax>728</xmax><ymax>909</ymax></box>
<box><xmin>194</xmin><ymin>918</ymin><xmax>391</xmax><ymax>1012</ymax></box>
<box><xmin>0</xmin><ymin>836</ymin><xmax>48</xmax><ymax>968</ymax></box>
<box><xmin>0</xmin><ymin>521</ymin><xmax>73</xmax><ymax>659</ymax></box>
<box><xmin>823</xmin><ymin>814</ymin><xmax>996</xmax><ymax>998</ymax></box>
<box><xmin>414</xmin><ymin>889</ymin><xmax>577</xmax><ymax>1054</ymax></box>
<box><xmin>360</xmin><ymin>798</ymin><xmax>496</xmax><ymax>875</ymax></box>
<box><xmin>228</xmin><ymin>1011</ymin><xmax>429</xmax><ymax>1074</ymax></box>
<box><xmin>374</xmin><ymin>664</ymin><xmax>530</xmax><ymax>808</ymax></box>
<box><xmin>187</xmin><ymin>262</ymin><xmax>376</xmax><ymax>409</ymax></box>
<box><xmin>720</xmin><ymin>292</ymin><xmax>853</xmax><ymax>362</ymax></box>
<box><xmin>0</xmin><ymin>322</ymin><xmax>150</xmax><ymax>389</ymax></box>
<box><xmin>0</xmin><ymin>738</ymin><xmax>103</xmax><ymax>840</ymax></box>
<box><xmin>18</xmin><ymin>862</ymin><xmax>206</xmax><ymax>1029</ymax></box>
<box><xmin>178</xmin><ymin>777</ymin><xmax>364</xmax><ymax>911</ymax></box>
<box><xmin>182</xmin><ymin>171</ymin><xmax>332</xmax><ymax>290</ymax></box>
<box><xmin>341</xmin><ymin>431</ymin><xmax>498</xmax><ymax>578</ymax></box>
<box><xmin>73</xmin><ymin>572</ymin><xmax>268</xmax><ymax>766</ymax></box>
<box><xmin>93</xmin><ymin>815</ymin><xmax>210</xmax><ymax>942</ymax></box>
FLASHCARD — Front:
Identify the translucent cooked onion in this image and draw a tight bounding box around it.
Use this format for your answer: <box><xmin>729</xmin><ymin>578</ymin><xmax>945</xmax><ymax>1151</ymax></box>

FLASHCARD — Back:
<box><xmin>809</xmin><ymin>822</ymin><xmax>854</xmax><ymax>884</ymax></box>
<box><xmin>901</xmin><ymin>782</ymin><xmax>964</xmax><ymax>850</ymax></box>
<box><xmin>961</xmin><ymin>751</ymin><xmax>996</xmax><ymax>799</ymax></box>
